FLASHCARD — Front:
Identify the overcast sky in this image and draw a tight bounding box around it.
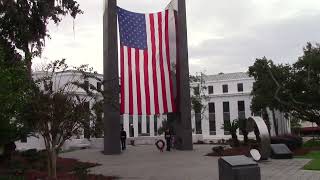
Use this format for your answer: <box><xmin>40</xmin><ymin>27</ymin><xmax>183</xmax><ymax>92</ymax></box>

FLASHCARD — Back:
<box><xmin>33</xmin><ymin>0</ymin><xmax>320</xmax><ymax>75</ymax></box>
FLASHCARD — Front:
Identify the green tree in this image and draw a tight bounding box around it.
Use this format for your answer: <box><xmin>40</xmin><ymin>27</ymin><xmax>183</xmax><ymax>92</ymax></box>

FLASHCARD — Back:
<box><xmin>0</xmin><ymin>0</ymin><xmax>82</xmax><ymax>75</ymax></box>
<box><xmin>190</xmin><ymin>72</ymin><xmax>209</xmax><ymax>133</ymax></box>
<box><xmin>238</xmin><ymin>118</ymin><xmax>249</xmax><ymax>145</ymax></box>
<box><xmin>283</xmin><ymin>43</ymin><xmax>320</xmax><ymax>126</ymax></box>
<box><xmin>249</xmin><ymin>43</ymin><xmax>320</xmax><ymax>128</ymax></box>
<box><xmin>22</xmin><ymin>60</ymin><xmax>93</xmax><ymax>179</ymax></box>
<box><xmin>223</xmin><ymin>120</ymin><xmax>240</xmax><ymax>147</ymax></box>
<box><xmin>0</xmin><ymin>43</ymin><xmax>32</xmax><ymax>155</ymax></box>
<box><xmin>248</xmin><ymin>57</ymin><xmax>291</xmax><ymax>135</ymax></box>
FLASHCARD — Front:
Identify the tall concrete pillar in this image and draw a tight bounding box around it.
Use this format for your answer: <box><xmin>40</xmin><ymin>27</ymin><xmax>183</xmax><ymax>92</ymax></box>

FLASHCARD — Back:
<box><xmin>103</xmin><ymin>0</ymin><xmax>121</xmax><ymax>154</ymax></box>
<box><xmin>174</xmin><ymin>0</ymin><xmax>193</xmax><ymax>150</ymax></box>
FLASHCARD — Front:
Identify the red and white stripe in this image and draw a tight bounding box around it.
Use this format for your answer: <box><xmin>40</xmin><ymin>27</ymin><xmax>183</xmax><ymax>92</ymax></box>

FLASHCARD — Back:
<box><xmin>120</xmin><ymin>9</ymin><xmax>177</xmax><ymax>115</ymax></box>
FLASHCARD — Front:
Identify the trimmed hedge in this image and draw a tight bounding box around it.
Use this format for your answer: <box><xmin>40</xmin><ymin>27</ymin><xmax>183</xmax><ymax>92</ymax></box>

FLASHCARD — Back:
<box><xmin>271</xmin><ymin>134</ymin><xmax>303</xmax><ymax>151</ymax></box>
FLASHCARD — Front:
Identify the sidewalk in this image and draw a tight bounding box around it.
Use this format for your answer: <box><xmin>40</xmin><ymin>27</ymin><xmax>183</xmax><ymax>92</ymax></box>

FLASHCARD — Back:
<box><xmin>61</xmin><ymin>145</ymin><xmax>320</xmax><ymax>180</ymax></box>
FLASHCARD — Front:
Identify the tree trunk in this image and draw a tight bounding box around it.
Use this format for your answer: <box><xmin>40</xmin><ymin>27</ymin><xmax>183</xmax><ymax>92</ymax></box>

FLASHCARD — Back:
<box><xmin>254</xmin><ymin>126</ymin><xmax>261</xmax><ymax>143</ymax></box>
<box><xmin>47</xmin><ymin>148</ymin><xmax>57</xmax><ymax>179</ymax></box>
<box><xmin>272</xmin><ymin>109</ymin><xmax>278</xmax><ymax>136</ymax></box>
<box><xmin>231</xmin><ymin>133</ymin><xmax>239</xmax><ymax>147</ymax></box>
<box><xmin>23</xmin><ymin>46</ymin><xmax>32</xmax><ymax>79</ymax></box>
<box><xmin>243</xmin><ymin>131</ymin><xmax>249</xmax><ymax>145</ymax></box>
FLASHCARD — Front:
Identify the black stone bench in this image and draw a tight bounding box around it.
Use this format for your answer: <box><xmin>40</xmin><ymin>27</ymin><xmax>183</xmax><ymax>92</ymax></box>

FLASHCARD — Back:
<box><xmin>218</xmin><ymin>155</ymin><xmax>261</xmax><ymax>180</ymax></box>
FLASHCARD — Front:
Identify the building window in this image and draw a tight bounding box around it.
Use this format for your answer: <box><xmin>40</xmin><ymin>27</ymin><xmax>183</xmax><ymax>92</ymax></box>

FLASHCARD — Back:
<box><xmin>146</xmin><ymin>116</ymin><xmax>150</xmax><ymax>134</ymax></box>
<box><xmin>209</xmin><ymin>103</ymin><xmax>216</xmax><ymax>135</ymax></box>
<box><xmin>154</xmin><ymin>115</ymin><xmax>158</xmax><ymax>136</ymax></box>
<box><xmin>84</xmin><ymin>102</ymin><xmax>91</xmax><ymax>139</ymax></box>
<box><xmin>195</xmin><ymin>113</ymin><xmax>202</xmax><ymax>134</ymax></box>
<box><xmin>129</xmin><ymin>115</ymin><xmax>134</xmax><ymax>137</ymax></box>
<box><xmin>238</xmin><ymin>101</ymin><xmax>246</xmax><ymax>120</ymax></box>
<box><xmin>138</xmin><ymin>116</ymin><xmax>142</xmax><ymax>135</ymax></box>
<box><xmin>208</xmin><ymin>86</ymin><xmax>213</xmax><ymax>94</ymax></box>
<box><xmin>97</xmin><ymin>82</ymin><xmax>102</xmax><ymax>91</ymax></box>
<box><xmin>222</xmin><ymin>84</ymin><xmax>228</xmax><ymax>93</ymax></box>
<box><xmin>237</xmin><ymin>83</ymin><xmax>243</xmax><ymax>92</ymax></box>
<box><xmin>223</xmin><ymin>101</ymin><xmax>230</xmax><ymax>135</ymax></box>
<box><xmin>238</xmin><ymin>101</ymin><xmax>246</xmax><ymax>135</ymax></box>
<box><xmin>84</xmin><ymin>80</ymin><xmax>89</xmax><ymax>91</ymax></box>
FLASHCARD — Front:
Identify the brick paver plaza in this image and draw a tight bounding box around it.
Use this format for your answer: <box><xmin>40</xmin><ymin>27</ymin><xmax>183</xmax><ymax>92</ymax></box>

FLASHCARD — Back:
<box><xmin>61</xmin><ymin>145</ymin><xmax>320</xmax><ymax>180</ymax></box>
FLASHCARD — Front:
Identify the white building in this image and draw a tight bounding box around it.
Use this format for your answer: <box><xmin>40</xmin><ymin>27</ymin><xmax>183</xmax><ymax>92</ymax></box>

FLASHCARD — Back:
<box><xmin>16</xmin><ymin>71</ymin><xmax>290</xmax><ymax>150</ymax></box>
<box><xmin>121</xmin><ymin>72</ymin><xmax>290</xmax><ymax>141</ymax></box>
<box><xmin>191</xmin><ymin>72</ymin><xmax>254</xmax><ymax>140</ymax></box>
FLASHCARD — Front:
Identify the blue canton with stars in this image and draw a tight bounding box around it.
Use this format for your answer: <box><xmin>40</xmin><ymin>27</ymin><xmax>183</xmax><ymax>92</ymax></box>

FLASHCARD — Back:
<box><xmin>117</xmin><ymin>7</ymin><xmax>148</xmax><ymax>49</ymax></box>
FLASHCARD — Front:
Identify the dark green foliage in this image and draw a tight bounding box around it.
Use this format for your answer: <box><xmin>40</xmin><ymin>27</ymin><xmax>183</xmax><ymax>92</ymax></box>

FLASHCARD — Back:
<box><xmin>190</xmin><ymin>72</ymin><xmax>209</xmax><ymax>114</ymax></box>
<box><xmin>238</xmin><ymin>118</ymin><xmax>249</xmax><ymax>145</ymax></box>
<box><xmin>0</xmin><ymin>43</ymin><xmax>33</xmax><ymax>147</ymax></box>
<box><xmin>249</xmin><ymin>42</ymin><xmax>320</xmax><ymax>127</ymax></box>
<box><xmin>271</xmin><ymin>135</ymin><xmax>302</xmax><ymax>151</ymax></box>
<box><xmin>0</xmin><ymin>0</ymin><xmax>82</xmax><ymax>73</ymax></box>
<box><xmin>20</xmin><ymin>60</ymin><xmax>94</xmax><ymax>178</ymax></box>
<box><xmin>303</xmin><ymin>140</ymin><xmax>320</xmax><ymax>148</ymax></box>
<box><xmin>223</xmin><ymin>120</ymin><xmax>240</xmax><ymax>147</ymax></box>
<box><xmin>0</xmin><ymin>176</ymin><xmax>25</xmax><ymax>180</ymax></box>
<box><xmin>74</xmin><ymin>165</ymin><xmax>90</xmax><ymax>180</ymax></box>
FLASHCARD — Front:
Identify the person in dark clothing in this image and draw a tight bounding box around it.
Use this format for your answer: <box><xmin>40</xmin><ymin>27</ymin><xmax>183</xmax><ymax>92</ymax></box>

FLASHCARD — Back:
<box><xmin>120</xmin><ymin>127</ymin><xmax>127</xmax><ymax>150</ymax></box>
<box><xmin>164</xmin><ymin>128</ymin><xmax>172</xmax><ymax>151</ymax></box>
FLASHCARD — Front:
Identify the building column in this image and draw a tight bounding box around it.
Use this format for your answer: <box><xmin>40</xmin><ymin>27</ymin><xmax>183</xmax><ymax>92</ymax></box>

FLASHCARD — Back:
<box><xmin>201</xmin><ymin>107</ymin><xmax>210</xmax><ymax>137</ymax></box>
<box><xmin>215</xmin><ymin>100</ymin><xmax>224</xmax><ymax>137</ymax></box>
<box><xmin>142</xmin><ymin>115</ymin><xmax>147</xmax><ymax>133</ymax></box>
<box><xmin>123</xmin><ymin>114</ymin><xmax>130</xmax><ymax>136</ymax></box>
<box><xmin>133</xmin><ymin>115</ymin><xmax>139</xmax><ymax>137</ymax></box>
<box><xmin>191</xmin><ymin>111</ymin><xmax>195</xmax><ymax>134</ymax></box>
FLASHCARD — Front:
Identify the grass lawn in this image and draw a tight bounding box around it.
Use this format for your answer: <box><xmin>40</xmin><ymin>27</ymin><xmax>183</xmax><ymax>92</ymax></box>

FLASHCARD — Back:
<box><xmin>296</xmin><ymin>151</ymin><xmax>320</xmax><ymax>171</ymax></box>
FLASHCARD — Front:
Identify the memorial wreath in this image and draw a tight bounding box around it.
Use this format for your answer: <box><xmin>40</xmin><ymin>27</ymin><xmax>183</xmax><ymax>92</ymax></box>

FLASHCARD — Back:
<box><xmin>155</xmin><ymin>139</ymin><xmax>165</xmax><ymax>152</ymax></box>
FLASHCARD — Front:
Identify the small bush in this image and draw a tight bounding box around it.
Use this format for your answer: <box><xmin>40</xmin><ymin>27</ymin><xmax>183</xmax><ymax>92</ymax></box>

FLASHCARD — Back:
<box><xmin>74</xmin><ymin>165</ymin><xmax>90</xmax><ymax>180</ymax></box>
<box><xmin>212</xmin><ymin>146</ymin><xmax>224</xmax><ymax>156</ymax></box>
<box><xmin>283</xmin><ymin>134</ymin><xmax>303</xmax><ymax>147</ymax></box>
<box><xmin>0</xmin><ymin>176</ymin><xmax>25</xmax><ymax>180</ymax></box>
<box><xmin>20</xmin><ymin>149</ymin><xmax>46</xmax><ymax>163</ymax></box>
<box><xmin>195</xmin><ymin>140</ymin><xmax>205</xmax><ymax>144</ymax></box>
<box><xmin>271</xmin><ymin>134</ymin><xmax>302</xmax><ymax>151</ymax></box>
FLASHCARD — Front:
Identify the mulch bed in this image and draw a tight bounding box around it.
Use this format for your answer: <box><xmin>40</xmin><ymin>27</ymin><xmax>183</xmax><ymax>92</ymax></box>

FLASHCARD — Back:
<box><xmin>0</xmin><ymin>153</ymin><xmax>117</xmax><ymax>180</ymax></box>
<box><xmin>206</xmin><ymin>146</ymin><xmax>251</xmax><ymax>157</ymax></box>
<box><xmin>25</xmin><ymin>171</ymin><xmax>117</xmax><ymax>180</ymax></box>
<box><xmin>206</xmin><ymin>145</ymin><xmax>320</xmax><ymax>157</ymax></box>
<box><xmin>293</xmin><ymin>147</ymin><xmax>320</xmax><ymax>156</ymax></box>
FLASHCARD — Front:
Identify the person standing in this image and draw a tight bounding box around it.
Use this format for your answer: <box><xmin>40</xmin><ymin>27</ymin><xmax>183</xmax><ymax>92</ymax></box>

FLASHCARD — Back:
<box><xmin>120</xmin><ymin>127</ymin><xmax>127</xmax><ymax>150</ymax></box>
<box><xmin>164</xmin><ymin>128</ymin><xmax>172</xmax><ymax>151</ymax></box>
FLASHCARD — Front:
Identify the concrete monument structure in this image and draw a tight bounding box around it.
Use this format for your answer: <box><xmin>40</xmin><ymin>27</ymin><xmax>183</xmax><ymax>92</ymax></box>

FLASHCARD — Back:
<box><xmin>174</xmin><ymin>0</ymin><xmax>193</xmax><ymax>150</ymax></box>
<box><xmin>247</xmin><ymin>116</ymin><xmax>271</xmax><ymax>160</ymax></box>
<box><xmin>103</xmin><ymin>0</ymin><xmax>121</xmax><ymax>154</ymax></box>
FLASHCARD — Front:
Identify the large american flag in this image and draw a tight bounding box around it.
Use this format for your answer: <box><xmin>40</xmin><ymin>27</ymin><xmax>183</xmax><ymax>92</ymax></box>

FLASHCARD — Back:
<box><xmin>118</xmin><ymin>7</ymin><xmax>177</xmax><ymax>115</ymax></box>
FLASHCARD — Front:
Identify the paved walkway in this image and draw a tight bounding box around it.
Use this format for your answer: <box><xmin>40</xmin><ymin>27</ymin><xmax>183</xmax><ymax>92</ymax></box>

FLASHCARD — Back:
<box><xmin>61</xmin><ymin>145</ymin><xmax>320</xmax><ymax>180</ymax></box>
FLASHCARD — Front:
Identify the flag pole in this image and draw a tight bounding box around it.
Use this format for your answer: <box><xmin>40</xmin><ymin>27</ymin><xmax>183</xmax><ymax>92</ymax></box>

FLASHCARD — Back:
<box><xmin>103</xmin><ymin>0</ymin><xmax>121</xmax><ymax>154</ymax></box>
<box><xmin>175</xmin><ymin>0</ymin><xmax>193</xmax><ymax>150</ymax></box>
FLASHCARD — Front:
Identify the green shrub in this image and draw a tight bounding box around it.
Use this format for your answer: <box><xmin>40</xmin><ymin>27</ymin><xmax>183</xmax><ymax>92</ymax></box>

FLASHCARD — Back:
<box><xmin>271</xmin><ymin>135</ymin><xmax>303</xmax><ymax>151</ymax></box>
<box><xmin>0</xmin><ymin>176</ymin><xmax>25</xmax><ymax>180</ymax></box>
<box><xmin>74</xmin><ymin>165</ymin><xmax>90</xmax><ymax>180</ymax></box>
<box><xmin>303</xmin><ymin>140</ymin><xmax>320</xmax><ymax>148</ymax></box>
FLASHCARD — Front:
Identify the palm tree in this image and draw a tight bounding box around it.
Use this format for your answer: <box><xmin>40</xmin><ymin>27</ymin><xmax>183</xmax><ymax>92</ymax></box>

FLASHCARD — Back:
<box><xmin>223</xmin><ymin>120</ymin><xmax>240</xmax><ymax>147</ymax></box>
